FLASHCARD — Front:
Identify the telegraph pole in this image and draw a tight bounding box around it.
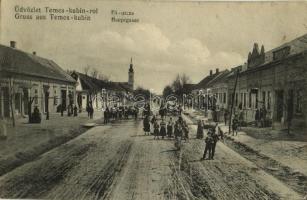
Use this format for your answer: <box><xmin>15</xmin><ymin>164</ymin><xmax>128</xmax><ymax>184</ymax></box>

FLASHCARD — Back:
<box><xmin>229</xmin><ymin>69</ymin><xmax>240</xmax><ymax>135</ymax></box>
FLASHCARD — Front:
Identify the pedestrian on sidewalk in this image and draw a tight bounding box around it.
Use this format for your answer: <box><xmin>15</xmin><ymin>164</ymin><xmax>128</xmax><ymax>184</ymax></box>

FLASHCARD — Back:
<box><xmin>167</xmin><ymin>118</ymin><xmax>173</xmax><ymax>138</ymax></box>
<box><xmin>61</xmin><ymin>104</ymin><xmax>65</xmax><ymax>117</ymax></box>
<box><xmin>202</xmin><ymin>130</ymin><xmax>213</xmax><ymax>160</ymax></box>
<box><xmin>224</xmin><ymin>109</ymin><xmax>228</xmax><ymax>125</ymax></box>
<box><xmin>232</xmin><ymin>115</ymin><xmax>239</xmax><ymax>136</ymax></box>
<box><xmin>196</xmin><ymin>120</ymin><xmax>204</xmax><ymax>139</ymax></box>
<box><xmin>160</xmin><ymin>118</ymin><xmax>167</xmax><ymax>139</ymax></box>
<box><xmin>153</xmin><ymin>120</ymin><xmax>160</xmax><ymax>140</ymax></box>
<box><xmin>183</xmin><ymin>120</ymin><xmax>189</xmax><ymax>141</ymax></box>
<box><xmin>73</xmin><ymin>105</ymin><xmax>78</xmax><ymax>117</ymax></box>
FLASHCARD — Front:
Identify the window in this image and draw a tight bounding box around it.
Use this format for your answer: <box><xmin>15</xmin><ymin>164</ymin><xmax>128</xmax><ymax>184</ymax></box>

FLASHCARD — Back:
<box><xmin>273</xmin><ymin>46</ymin><xmax>290</xmax><ymax>61</ymax></box>
<box><xmin>267</xmin><ymin>91</ymin><xmax>271</xmax><ymax>110</ymax></box>
<box><xmin>296</xmin><ymin>90</ymin><xmax>303</xmax><ymax>113</ymax></box>
<box><xmin>34</xmin><ymin>89</ymin><xmax>38</xmax><ymax>104</ymax></box>
<box><xmin>243</xmin><ymin>93</ymin><xmax>246</xmax><ymax>108</ymax></box>
<box><xmin>249</xmin><ymin>92</ymin><xmax>252</xmax><ymax>108</ymax></box>
<box><xmin>262</xmin><ymin>91</ymin><xmax>266</xmax><ymax>109</ymax></box>
<box><xmin>223</xmin><ymin>93</ymin><xmax>226</xmax><ymax>104</ymax></box>
<box><xmin>255</xmin><ymin>92</ymin><xmax>258</xmax><ymax>109</ymax></box>
<box><xmin>54</xmin><ymin>96</ymin><xmax>58</xmax><ymax>105</ymax></box>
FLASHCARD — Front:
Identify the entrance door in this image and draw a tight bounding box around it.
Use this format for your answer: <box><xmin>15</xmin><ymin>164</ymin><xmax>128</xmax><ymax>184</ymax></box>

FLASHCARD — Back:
<box><xmin>276</xmin><ymin>90</ymin><xmax>284</xmax><ymax>122</ymax></box>
<box><xmin>61</xmin><ymin>90</ymin><xmax>67</xmax><ymax>110</ymax></box>
<box><xmin>23</xmin><ymin>89</ymin><xmax>29</xmax><ymax>115</ymax></box>
<box><xmin>44</xmin><ymin>91</ymin><xmax>49</xmax><ymax>113</ymax></box>
<box><xmin>3</xmin><ymin>87</ymin><xmax>10</xmax><ymax>117</ymax></box>
<box><xmin>287</xmin><ymin>90</ymin><xmax>294</xmax><ymax>122</ymax></box>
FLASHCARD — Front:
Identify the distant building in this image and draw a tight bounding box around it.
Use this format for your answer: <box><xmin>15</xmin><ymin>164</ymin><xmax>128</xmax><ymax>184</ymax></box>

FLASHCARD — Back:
<box><xmin>0</xmin><ymin>41</ymin><xmax>76</xmax><ymax>119</ymax></box>
<box><xmin>71</xmin><ymin>70</ymin><xmax>134</xmax><ymax>111</ymax></box>
<box><xmin>128</xmin><ymin>57</ymin><xmax>134</xmax><ymax>90</ymax></box>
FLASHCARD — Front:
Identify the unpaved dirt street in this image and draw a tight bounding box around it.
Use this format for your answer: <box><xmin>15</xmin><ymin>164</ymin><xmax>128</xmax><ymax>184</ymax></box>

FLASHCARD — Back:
<box><xmin>0</xmin><ymin>117</ymin><xmax>303</xmax><ymax>200</ymax></box>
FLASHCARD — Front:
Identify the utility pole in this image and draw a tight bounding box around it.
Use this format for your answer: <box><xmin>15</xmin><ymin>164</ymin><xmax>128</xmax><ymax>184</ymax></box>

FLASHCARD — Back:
<box><xmin>229</xmin><ymin>69</ymin><xmax>240</xmax><ymax>135</ymax></box>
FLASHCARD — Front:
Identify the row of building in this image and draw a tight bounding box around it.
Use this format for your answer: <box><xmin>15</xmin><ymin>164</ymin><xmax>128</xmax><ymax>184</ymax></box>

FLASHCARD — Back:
<box><xmin>0</xmin><ymin>41</ymin><xmax>135</xmax><ymax>120</ymax></box>
<box><xmin>184</xmin><ymin>33</ymin><xmax>307</xmax><ymax>130</ymax></box>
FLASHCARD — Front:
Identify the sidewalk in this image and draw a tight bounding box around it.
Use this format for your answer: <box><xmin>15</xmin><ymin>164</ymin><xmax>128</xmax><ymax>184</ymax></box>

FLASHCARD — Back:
<box><xmin>184</xmin><ymin>109</ymin><xmax>307</xmax><ymax>177</ymax></box>
<box><xmin>0</xmin><ymin>110</ymin><xmax>103</xmax><ymax>176</ymax></box>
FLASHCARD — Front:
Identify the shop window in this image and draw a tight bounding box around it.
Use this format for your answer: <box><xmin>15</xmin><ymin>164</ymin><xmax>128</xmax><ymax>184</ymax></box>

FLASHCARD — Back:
<box><xmin>296</xmin><ymin>90</ymin><xmax>303</xmax><ymax>113</ymax></box>
<box><xmin>255</xmin><ymin>92</ymin><xmax>259</xmax><ymax>109</ymax></box>
<box><xmin>267</xmin><ymin>91</ymin><xmax>271</xmax><ymax>110</ymax></box>
<box><xmin>262</xmin><ymin>91</ymin><xmax>266</xmax><ymax>108</ymax></box>
<box><xmin>54</xmin><ymin>96</ymin><xmax>58</xmax><ymax>105</ymax></box>
<box><xmin>243</xmin><ymin>93</ymin><xmax>246</xmax><ymax>108</ymax></box>
<box><xmin>249</xmin><ymin>92</ymin><xmax>252</xmax><ymax>108</ymax></box>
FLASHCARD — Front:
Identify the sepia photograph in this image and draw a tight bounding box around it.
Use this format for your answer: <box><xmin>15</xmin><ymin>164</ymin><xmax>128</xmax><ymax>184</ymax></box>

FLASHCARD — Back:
<box><xmin>0</xmin><ymin>0</ymin><xmax>307</xmax><ymax>199</ymax></box>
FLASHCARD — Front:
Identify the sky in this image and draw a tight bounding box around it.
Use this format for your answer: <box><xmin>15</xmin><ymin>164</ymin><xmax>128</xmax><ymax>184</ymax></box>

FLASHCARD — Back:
<box><xmin>1</xmin><ymin>0</ymin><xmax>307</xmax><ymax>94</ymax></box>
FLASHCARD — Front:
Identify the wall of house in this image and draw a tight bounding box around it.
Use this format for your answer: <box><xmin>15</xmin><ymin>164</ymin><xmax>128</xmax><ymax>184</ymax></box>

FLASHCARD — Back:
<box><xmin>0</xmin><ymin>74</ymin><xmax>76</xmax><ymax>119</ymax></box>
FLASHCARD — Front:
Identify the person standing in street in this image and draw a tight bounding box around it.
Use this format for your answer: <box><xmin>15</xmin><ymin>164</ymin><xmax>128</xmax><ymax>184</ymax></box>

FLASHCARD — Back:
<box><xmin>202</xmin><ymin>130</ymin><xmax>213</xmax><ymax>160</ymax></box>
<box><xmin>153</xmin><ymin>120</ymin><xmax>160</xmax><ymax>140</ymax></box>
<box><xmin>143</xmin><ymin>115</ymin><xmax>151</xmax><ymax>135</ymax></box>
<box><xmin>210</xmin><ymin>129</ymin><xmax>219</xmax><ymax>160</ymax></box>
<box><xmin>196</xmin><ymin>120</ymin><xmax>204</xmax><ymax>139</ymax></box>
<box><xmin>167</xmin><ymin>118</ymin><xmax>173</xmax><ymax>138</ymax></box>
<box><xmin>104</xmin><ymin>107</ymin><xmax>109</xmax><ymax>124</ymax></box>
<box><xmin>182</xmin><ymin>120</ymin><xmax>189</xmax><ymax>141</ymax></box>
<box><xmin>160</xmin><ymin>118</ymin><xmax>167</xmax><ymax>139</ymax></box>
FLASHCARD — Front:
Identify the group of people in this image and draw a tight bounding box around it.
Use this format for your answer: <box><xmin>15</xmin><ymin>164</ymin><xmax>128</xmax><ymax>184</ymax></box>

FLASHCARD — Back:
<box><xmin>143</xmin><ymin>115</ymin><xmax>189</xmax><ymax>141</ymax></box>
<box><xmin>104</xmin><ymin>105</ymin><xmax>139</xmax><ymax>124</ymax></box>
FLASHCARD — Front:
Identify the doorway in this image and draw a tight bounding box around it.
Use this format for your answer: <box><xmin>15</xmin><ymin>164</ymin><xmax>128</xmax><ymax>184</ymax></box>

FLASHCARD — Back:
<box><xmin>276</xmin><ymin>90</ymin><xmax>284</xmax><ymax>122</ymax></box>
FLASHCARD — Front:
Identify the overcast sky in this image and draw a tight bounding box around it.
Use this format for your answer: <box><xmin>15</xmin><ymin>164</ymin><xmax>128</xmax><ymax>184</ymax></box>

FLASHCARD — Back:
<box><xmin>1</xmin><ymin>0</ymin><xmax>307</xmax><ymax>93</ymax></box>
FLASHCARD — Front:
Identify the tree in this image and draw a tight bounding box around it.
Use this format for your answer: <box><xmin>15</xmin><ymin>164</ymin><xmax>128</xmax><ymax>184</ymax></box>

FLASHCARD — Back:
<box><xmin>134</xmin><ymin>87</ymin><xmax>150</xmax><ymax>99</ymax></box>
<box><xmin>162</xmin><ymin>85</ymin><xmax>173</xmax><ymax>98</ymax></box>
<box><xmin>90</xmin><ymin>67</ymin><xmax>99</xmax><ymax>79</ymax></box>
<box><xmin>83</xmin><ymin>65</ymin><xmax>91</xmax><ymax>75</ymax></box>
<box><xmin>98</xmin><ymin>74</ymin><xmax>110</xmax><ymax>82</ymax></box>
<box><xmin>170</xmin><ymin>73</ymin><xmax>191</xmax><ymax>98</ymax></box>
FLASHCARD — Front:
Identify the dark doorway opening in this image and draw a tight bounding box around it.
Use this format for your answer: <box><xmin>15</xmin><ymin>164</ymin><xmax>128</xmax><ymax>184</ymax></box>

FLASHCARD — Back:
<box><xmin>276</xmin><ymin>90</ymin><xmax>284</xmax><ymax>122</ymax></box>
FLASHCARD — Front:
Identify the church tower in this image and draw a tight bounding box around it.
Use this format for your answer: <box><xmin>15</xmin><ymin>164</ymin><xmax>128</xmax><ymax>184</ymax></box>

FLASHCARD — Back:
<box><xmin>128</xmin><ymin>57</ymin><xmax>134</xmax><ymax>90</ymax></box>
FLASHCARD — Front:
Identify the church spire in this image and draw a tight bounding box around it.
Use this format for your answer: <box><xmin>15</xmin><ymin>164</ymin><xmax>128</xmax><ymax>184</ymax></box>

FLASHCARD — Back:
<box><xmin>129</xmin><ymin>57</ymin><xmax>134</xmax><ymax>73</ymax></box>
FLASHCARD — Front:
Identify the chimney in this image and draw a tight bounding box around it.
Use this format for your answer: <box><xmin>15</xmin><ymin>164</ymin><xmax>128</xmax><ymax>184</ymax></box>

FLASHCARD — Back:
<box><xmin>10</xmin><ymin>41</ymin><xmax>16</xmax><ymax>48</ymax></box>
<box><xmin>216</xmin><ymin>68</ymin><xmax>219</xmax><ymax>74</ymax></box>
<box><xmin>33</xmin><ymin>51</ymin><xmax>36</xmax><ymax>55</ymax></box>
<box><xmin>210</xmin><ymin>70</ymin><xmax>213</xmax><ymax>76</ymax></box>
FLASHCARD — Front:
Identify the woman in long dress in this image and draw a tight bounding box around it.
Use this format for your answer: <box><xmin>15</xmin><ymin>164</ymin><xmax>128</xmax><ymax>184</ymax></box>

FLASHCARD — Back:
<box><xmin>160</xmin><ymin>118</ymin><xmax>167</xmax><ymax>139</ymax></box>
<box><xmin>153</xmin><ymin>121</ymin><xmax>160</xmax><ymax>140</ymax></box>
<box><xmin>167</xmin><ymin>118</ymin><xmax>173</xmax><ymax>138</ymax></box>
<box><xmin>143</xmin><ymin>115</ymin><xmax>151</xmax><ymax>135</ymax></box>
<box><xmin>196</xmin><ymin>120</ymin><xmax>204</xmax><ymax>139</ymax></box>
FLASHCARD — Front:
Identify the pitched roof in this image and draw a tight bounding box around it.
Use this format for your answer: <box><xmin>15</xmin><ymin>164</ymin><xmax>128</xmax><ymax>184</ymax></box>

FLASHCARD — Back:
<box><xmin>0</xmin><ymin>44</ymin><xmax>75</xmax><ymax>83</ymax></box>
<box><xmin>71</xmin><ymin>71</ymin><xmax>130</xmax><ymax>93</ymax></box>
<box><xmin>194</xmin><ymin>72</ymin><xmax>220</xmax><ymax>89</ymax></box>
<box><xmin>206</xmin><ymin>70</ymin><xmax>230</xmax><ymax>87</ymax></box>
<box><xmin>263</xmin><ymin>33</ymin><xmax>307</xmax><ymax>65</ymax></box>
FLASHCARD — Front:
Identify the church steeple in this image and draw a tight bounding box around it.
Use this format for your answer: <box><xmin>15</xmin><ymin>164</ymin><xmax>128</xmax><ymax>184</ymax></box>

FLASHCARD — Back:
<box><xmin>128</xmin><ymin>57</ymin><xmax>134</xmax><ymax>90</ymax></box>
<box><xmin>129</xmin><ymin>57</ymin><xmax>134</xmax><ymax>73</ymax></box>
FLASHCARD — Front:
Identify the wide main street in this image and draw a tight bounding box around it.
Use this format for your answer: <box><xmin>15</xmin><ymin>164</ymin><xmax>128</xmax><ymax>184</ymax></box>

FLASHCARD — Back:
<box><xmin>0</xmin><ymin>112</ymin><xmax>302</xmax><ymax>200</ymax></box>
